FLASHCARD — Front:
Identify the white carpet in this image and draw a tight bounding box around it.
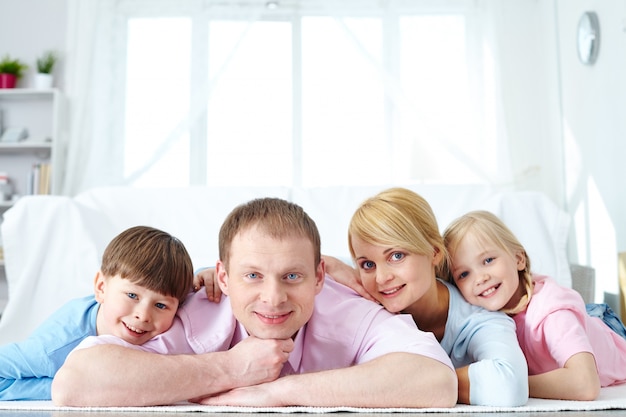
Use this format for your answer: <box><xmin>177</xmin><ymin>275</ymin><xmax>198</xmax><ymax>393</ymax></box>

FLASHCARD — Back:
<box><xmin>0</xmin><ymin>384</ymin><xmax>625</xmax><ymax>413</ymax></box>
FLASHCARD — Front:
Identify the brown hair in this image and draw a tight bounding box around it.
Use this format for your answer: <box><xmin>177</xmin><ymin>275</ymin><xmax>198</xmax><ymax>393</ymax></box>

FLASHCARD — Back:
<box><xmin>101</xmin><ymin>226</ymin><xmax>193</xmax><ymax>304</ymax></box>
<box><xmin>348</xmin><ymin>187</ymin><xmax>446</xmax><ymax>270</ymax></box>
<box><xmin>219</xmin><ymin>197</ymin><xmax>321</xmax><ymax>268</ymax></box>
<box><xmin>442</xmin><ymin>210</ymin><xmax>533</xmax><ymax>314</ymax></box>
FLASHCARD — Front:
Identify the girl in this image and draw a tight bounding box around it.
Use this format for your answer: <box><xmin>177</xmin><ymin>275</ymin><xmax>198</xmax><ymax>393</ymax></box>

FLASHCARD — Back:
<box><xmin>442</xmin><ymin>210</ymin><xmax>626</xmax><ymax>400</ymax></box>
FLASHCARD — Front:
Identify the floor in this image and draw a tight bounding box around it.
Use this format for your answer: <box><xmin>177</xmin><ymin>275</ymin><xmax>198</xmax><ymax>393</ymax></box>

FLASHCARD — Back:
<box><xmin>1</xmin><ymin>412</ymin><xmax>626</xmax><ymax>417</ymax></box>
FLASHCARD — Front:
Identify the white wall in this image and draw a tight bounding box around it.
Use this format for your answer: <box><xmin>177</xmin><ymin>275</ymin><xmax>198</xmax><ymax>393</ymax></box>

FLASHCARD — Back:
<box><xmin>0</xmin><ymin>0</ymin><xmax>67</xmax><ymax>89</ymax></box>
<box><xmin>555</xmin><ymin>0</ymin><xmax>626</xmax><ymax>306</ymax></box>
<box><xmin>1</xmin><ymin>0</ymin><xmax>625</xmax><ymax>307</ymax></box>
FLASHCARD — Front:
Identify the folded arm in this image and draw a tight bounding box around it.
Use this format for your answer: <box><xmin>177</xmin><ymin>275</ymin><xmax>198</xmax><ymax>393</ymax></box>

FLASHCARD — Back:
<box><xmin>0</xmin><ymin>377</ymin><xmax>52</xmax><ymax>401</ymax></box>
<box><xmin>463</xmin><ymin>312</ymin><xmax>529</xmax><ymax>406</ymax></box>
<box><xmin>528</xmin><ymin>352</ymin><xmax>600</xmax><ymax>400</ymax></box>
<box><xmin>198</xmin><ymin>352</ymin><xmax>458</xmax><ymax>408</ymax></box>
<box><xmin>52</xmin><ymin>336</ymin><xmax>293</xmax><ymax>406</ymax></box>
<box><xmin>0</xmin><ymin>339</ymin><xmax>61</xmax><ymax>400</ymax></box>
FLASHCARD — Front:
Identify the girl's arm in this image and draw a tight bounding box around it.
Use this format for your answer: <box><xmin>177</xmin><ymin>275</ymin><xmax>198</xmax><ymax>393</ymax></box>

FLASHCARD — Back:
<box><xmin>528</xmin><ymin>352</ymin><xmax>600</xmax><ymax>400</ymax></box>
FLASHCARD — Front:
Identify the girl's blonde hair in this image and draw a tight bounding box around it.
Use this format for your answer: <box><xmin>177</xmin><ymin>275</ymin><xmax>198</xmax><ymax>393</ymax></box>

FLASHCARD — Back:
<box><xmin>442</xmin><ymin>210</ymin><xmax>533</xmax><ymax>314</ymax></box>
<box><xmin>348</xmin><ymin>187</ymin><xmax>446</xmax><ymax>269</ymax></box>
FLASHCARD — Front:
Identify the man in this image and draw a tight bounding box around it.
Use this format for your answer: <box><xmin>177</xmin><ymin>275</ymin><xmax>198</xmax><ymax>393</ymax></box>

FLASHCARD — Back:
<box><xmin>52</xmin><ymin>198</ymin><xmax>457</xmax><ymax>408</ymax></box>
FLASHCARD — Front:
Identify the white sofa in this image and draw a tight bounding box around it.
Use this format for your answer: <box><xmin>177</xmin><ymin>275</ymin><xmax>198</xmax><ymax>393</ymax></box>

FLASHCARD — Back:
<box><xmin>0</xmin><ymin>185</ymin><xmax>571</xmax><ymax>345</ymax></box>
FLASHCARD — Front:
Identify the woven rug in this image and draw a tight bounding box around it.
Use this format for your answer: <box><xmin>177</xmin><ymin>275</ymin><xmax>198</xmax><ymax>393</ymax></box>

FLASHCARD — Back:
<box><xmin>0</xmin><ymin>384</ymin><xmax>625</xmax><ymax>413</ymax></box>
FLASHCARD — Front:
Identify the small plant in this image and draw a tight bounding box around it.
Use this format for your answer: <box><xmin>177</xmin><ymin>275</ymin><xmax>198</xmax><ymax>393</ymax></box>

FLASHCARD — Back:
<box><xmin>0</xmin><ymin>55</ymin><xmax>28</xmax><ymax>78</ymax></box>
<box><xmin>36</xmin><ymin>51</ymin><xmax>58</xmax><ymax>74</ymax></box>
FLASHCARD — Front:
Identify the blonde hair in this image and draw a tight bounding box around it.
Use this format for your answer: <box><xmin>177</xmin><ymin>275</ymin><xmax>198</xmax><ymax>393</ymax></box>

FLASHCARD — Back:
<box><xmin>442</xmin><ymin>210</ymin><xmax>533</xmax><ymax>314</ymax></box>
<box><xmin>348</xmin><ymin>187</ymin><xmax>446</xmax><ymax>270</ymax></box>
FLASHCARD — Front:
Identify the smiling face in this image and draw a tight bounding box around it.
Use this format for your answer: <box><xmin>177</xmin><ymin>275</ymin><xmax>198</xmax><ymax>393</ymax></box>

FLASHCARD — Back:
<box><xmin>94</xmin><ymin>273</ymin><xmax>179</xmax><ymax>345</ymax></box>
<box><xmin>216</xmin><ymin>224</ymin><xmax>325</xmax><ymax>340</ymax></box>
<box><xmin>449</xmin><ymin>232</ymin><xmax>526</xmax><ymax>312</ymax></box>
<box><xmin>351</xmin><ymin>235</ymin><xmax>440</xmax><ymax>313</ymax></box>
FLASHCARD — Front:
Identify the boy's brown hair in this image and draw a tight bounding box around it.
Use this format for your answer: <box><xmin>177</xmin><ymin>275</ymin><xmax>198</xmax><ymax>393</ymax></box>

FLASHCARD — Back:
<box><xmin>100</xmin><ymin>226</ymin><xmax>193</xmax><ymax>304</ymax></box>
<box><xmin>218</xmin><ymin>198</ymin><xmax>321</xmax><ymax>269</ymax></box>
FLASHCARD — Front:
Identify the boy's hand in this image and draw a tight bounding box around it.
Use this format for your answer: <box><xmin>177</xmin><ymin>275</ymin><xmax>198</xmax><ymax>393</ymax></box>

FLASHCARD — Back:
<box><xmin>193</xmin><ymin>267</ymin><xmax>223</xmax><ymax>303</ymax></box>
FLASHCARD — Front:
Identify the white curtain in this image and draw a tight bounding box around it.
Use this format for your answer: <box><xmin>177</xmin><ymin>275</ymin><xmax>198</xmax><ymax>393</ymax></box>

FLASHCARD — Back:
<box><xmin>60</xmin><ymin>0</ymin><xmax>560</xmax><ymax>196</ymax></box>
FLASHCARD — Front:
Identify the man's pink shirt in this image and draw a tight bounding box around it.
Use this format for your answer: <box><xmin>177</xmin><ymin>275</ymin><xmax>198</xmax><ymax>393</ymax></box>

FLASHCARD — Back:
<box><xmin>75</xmin><ymin>277</ymin><xmax>453</xmax><ymax>374</ymax></box>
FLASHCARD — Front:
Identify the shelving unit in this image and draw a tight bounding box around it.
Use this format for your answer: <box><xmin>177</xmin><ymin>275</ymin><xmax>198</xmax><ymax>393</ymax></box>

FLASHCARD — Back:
<box><xmin>0</xmin><ymin>89</ymin><xmax>64</xmax><ymax>301</ymax></box>
<box><xmin>0</xmin><ymin>89</ymin><xmax>63</xmax><ymax>200</ymax></box>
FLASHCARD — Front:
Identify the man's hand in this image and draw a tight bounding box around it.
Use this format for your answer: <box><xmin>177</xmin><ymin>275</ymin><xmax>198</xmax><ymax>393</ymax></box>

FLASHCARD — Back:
<box><xmin>193</xmin><ymin>383</ymin><xmax>282</xmax><ymax>407</ymax></box>
<box><xmin>226</xmin><ymin>336</ymin><xmax>294</xmax><ymax>388</ymax></box>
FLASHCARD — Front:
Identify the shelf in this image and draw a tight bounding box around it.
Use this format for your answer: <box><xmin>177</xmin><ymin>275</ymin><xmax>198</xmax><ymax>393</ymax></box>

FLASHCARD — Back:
<box><xmin>0</xmin><ymin>89</ymin><xmax>62</xmax><ymax>196</ymax></box>
<box><xmin>0</xmin><ymin>88</ymin><xmax>58</xmax><ymax>99</ymax></box>
<box><xmin>0</xmin><ymin>141</ymin><xmax>52</xmax><ymax>152</ymax></box>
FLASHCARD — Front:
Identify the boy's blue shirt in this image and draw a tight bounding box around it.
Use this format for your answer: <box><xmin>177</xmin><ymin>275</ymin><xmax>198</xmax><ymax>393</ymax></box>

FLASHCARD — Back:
<box><xmin>0</xmin><ymin>295</ymin><xmax>98</xmax><ymax>400</ymax></box>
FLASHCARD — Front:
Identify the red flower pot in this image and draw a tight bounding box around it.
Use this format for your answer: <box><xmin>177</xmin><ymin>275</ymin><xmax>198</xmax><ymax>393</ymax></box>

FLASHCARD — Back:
<box><xmin>0</xmin><ymin>73</ymin><xmax>17</xmax><ymax>88</ymax></box>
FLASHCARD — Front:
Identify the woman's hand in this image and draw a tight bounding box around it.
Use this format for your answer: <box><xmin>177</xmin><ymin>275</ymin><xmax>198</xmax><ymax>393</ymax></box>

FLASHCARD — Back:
<box><xmin>322</xmin><ymin>255</ymin><xmax>376</xmax><ymax>302</ymax></box>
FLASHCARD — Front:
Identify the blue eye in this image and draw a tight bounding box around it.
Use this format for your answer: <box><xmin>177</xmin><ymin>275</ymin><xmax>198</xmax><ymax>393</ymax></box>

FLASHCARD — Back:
<box><xmin>458</xmin><ymin>271</ymin><xmax>469</xmax><ymax>280</ymax></box>
<box><xmin>247</xmin><ymin>273</ymin><xmax>259</xmax><ymax>280</ymax></box>
<box><xmin>484</xmin><ymin>257</ymin><xmax>494</xmax><ymax>265</ymax></box>
<box><xmin>390</xmin><ymin>252</ymin><xmax>404</xmax><ymax>261</ymax></box>
<box><xmin>155</xmin><ymin>302</ymin><xmax>166</xmax><ymax>310</ymax></box>
<box><xmin>127</xmin><ymin>293</ymin><xmax>138</xmax><ymax>300</ymax></box>
<box><xmin>360</xmin><ymin>260</ymin><xmax>375</xmax><ymax>270</ymax></box>
<box><xmin>286</xmin><ymin>273</ymin><xmax>298</xmax><ymax>281</ymax></box>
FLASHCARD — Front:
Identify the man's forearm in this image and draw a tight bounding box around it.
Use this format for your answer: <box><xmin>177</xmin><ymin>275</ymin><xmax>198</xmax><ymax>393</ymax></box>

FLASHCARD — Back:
<box><xmin>201</xmin><ymin>352</ymin><xmax>458</xmax><ymax>408</ymax></box>
<box><xmin>51</xmin><ymin>344</ymin><xmax>237</xmax><ymax>406</ymax></box>
<box><xmin>281</xmin><ymin>353</ymin><xmax>457</xmax><ymax>408</ymax></box>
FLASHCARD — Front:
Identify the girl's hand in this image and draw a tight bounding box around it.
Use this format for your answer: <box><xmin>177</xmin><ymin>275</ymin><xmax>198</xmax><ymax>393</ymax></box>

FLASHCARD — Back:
<box><xmin>322</xmin><ymin>255</ymin><xmax>376</xmax><ymax>302</ymax></box>
<box><xmin>193</xmin><ymin>267</ymin><xmax>222</xmax><ymax>303</ymax></box>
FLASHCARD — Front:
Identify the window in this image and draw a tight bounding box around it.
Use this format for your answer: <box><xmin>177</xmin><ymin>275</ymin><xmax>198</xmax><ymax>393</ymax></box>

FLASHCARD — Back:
<box><xmin>118</xmin><ymin>1</ymin><xmax>495</xmax><ymax>188</ymax></box>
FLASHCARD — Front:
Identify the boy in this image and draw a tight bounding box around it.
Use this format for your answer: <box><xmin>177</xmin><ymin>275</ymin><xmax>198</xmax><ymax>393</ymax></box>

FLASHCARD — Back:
<box><xmin>0</xmin><ymin>225</ymin><xmax>193</xmax><ymax>400</ymax></box>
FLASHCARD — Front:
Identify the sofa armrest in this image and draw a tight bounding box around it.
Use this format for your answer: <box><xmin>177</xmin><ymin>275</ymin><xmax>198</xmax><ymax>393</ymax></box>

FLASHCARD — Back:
<box><xmin>570</xmin><ymin>263</ymin><xmax>595</xmax><ymax>304</ymax></box>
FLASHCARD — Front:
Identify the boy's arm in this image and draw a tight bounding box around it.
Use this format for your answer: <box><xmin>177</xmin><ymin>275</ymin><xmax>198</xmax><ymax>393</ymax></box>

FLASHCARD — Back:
<box><xmin>528</xmin><ymin>352</ymin><xmax>600</xmax><ymax>400</ymax></box>
<box><xmin>52</xmin><ymin>335</ymin><xmax>294</xmax><ymax>406</ymax></box>
<box><xmin>0</xmin><ymin>328</ymin><xmax>76</xmax><ymax>400</ymax></box>
<box><xmin>197</xmin><ymin>352</ymin><xmax>458</xmax><ymax>408</ymax></box>
<box><xmin>0</xmin><ymin>377</ymin><xmax>53</xmax><ymax>401</ymax></box>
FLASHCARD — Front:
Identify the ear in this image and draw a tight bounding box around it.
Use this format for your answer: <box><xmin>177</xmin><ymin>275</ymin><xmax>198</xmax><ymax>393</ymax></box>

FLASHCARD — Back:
<box><xmin>432</xmin><ymin>246</ymin><xmax>444</xmax><ymax>266</ymax></box>
<box><xmin>314</xmin><ymin>258</ymin><xmax>326</xmax><ymax>295</ymax></box>
<box><xmin>93</xmin><ymin>271</ymin><xmax>106</xmax><ymax>303</ymax></box>
<box><xmin>515</xmin><ymin>251</ymin><xmax>527</xmax><ymax>271</ymax></box>
<box><xmin>216</xmin><ymin>260</ymin><xmax>230</xmax><ymax>296</ymax></box>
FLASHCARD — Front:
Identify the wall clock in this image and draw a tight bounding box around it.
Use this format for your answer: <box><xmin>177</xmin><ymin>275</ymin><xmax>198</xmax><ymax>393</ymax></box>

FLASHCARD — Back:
<box><xmin>577</xmin><ymin>11</ymin><xmax>600</xmax><ymax>65</ymax></box>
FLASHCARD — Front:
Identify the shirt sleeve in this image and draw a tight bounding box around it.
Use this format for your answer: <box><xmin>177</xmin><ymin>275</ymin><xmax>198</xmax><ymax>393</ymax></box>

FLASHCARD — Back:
<box><xmin>0</xmin><ymin>341</ymin><xmax>55</xmax><ymax>400</ymax></box>
<box><xmin>0</xmin><ymin>297</ymin><xmax>97</xmax><ymax>400</ymax></box>
<box><xmin>465</xmin><ymin>311</ymin><xmax>529</xmax><ymax>406</ymax></box>
<box><xmin>356</xmin><ymin>310</ymin><xmax>454</xmax><ymax>370</ymax></box>
<box><xmin>0</xmin><ymin>375</ymin><xmax>52</xmax><ymax>401</ymax></box>
<box><xmin>538</xmin><ymin>307</ymin><xmax>593</xmax><ymax>367</ymax></box>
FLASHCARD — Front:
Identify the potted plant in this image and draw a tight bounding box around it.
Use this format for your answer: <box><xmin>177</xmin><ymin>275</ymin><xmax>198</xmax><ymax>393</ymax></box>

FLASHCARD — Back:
<box><xmin>34</xmin><ymin>50</ymin><xmax>58</xmax><ymax>89</ymax></box>
<box><xmin>0</xmin><ymin>55</ymin><xmax>28</xmax><ymax>89</ymax></box>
